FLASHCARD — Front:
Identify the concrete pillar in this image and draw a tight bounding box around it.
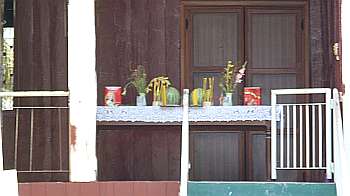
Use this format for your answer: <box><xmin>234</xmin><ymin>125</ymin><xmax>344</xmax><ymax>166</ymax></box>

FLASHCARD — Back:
<box><xmin>68</xmin><ymin>0</ymin><xmax>97</xmax><ymax>182</ymax></box>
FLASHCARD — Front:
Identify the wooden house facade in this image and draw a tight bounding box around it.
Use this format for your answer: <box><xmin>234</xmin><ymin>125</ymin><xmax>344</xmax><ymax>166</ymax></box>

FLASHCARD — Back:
<box><xmin>95</xmin><ymin>0</ymin><xmax>342</xmax><ymax>183</ymax></box>
<box><xmin>1</xmin><ymin>0</ymin><xmax>343</xmax><ymax>188</ymax></box>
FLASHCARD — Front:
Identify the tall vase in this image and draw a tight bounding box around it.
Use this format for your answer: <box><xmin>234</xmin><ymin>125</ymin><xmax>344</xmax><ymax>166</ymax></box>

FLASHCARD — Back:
<box><xmin>136</xmin><ymin>93</ymin><xmax>147</xmax><ymax>106</ymax></box>
<box><xmin>223</xmin><ymin>93</ymin><xmax>233</xmax><ymax>106</ymax></box>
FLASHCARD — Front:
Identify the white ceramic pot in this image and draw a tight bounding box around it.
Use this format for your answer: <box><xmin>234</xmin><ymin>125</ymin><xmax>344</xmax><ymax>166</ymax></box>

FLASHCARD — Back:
<box><xmin>136</xmin><ymin>93</ymin><xmax>147</xmax><ymax>106</ymax></box>
<box><xmin>222</xmin><ymin>93</ymin><xmax>233</xmax><ymax>106</ymax></box>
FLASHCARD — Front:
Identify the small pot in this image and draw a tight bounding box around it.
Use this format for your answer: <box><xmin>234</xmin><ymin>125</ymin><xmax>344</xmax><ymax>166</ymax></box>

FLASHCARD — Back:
<box><xmin>222</xmin><ymin>92</ymin><xmax>233</xmax><ymax>106</ymax></box>
<box><xmin>203</xmin><ymin>101</ymin><xmax>213</xmax><ymax>107</ymax></box>
<box><xmin>152</xmin><ymin>100</ymin><xmax>161</xmax><ymax>106</ymax></box>
<box><xmin>136</xmin><ymin>93</ymin><xmax>147</xmax><ymax>106</ymax></box>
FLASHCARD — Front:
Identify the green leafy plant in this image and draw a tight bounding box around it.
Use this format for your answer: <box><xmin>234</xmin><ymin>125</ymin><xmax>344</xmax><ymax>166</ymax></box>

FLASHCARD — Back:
<box><xmin>219</xmin><ymin>60</ymin><xmax>247</xmax><ymax>94</ymax></box>
<box><xmin>122</xmin><ymin>65</ymin><xmax>148</xmax><ymax>95</ymax></box>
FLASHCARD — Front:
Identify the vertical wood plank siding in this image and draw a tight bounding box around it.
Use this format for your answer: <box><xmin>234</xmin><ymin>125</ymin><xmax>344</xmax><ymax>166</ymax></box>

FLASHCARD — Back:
<box><xmin>18</xmin><ymin>182</ymin><xmax>179</xmax><ymax>196</ymax></box>
<box><xmin>97</xmin><ymin>126</ymin><xmax>181</xmax><ymax>181</ymax></box>
<box><xmin>6</xmin><ymin>0</ymin><xmax>69</xmax><ymax>182</ymax></box>
<box><xmin>8</xmin><ymin>0</ymin><xmax>336</xmax><ymax>183</ymax></box>
<box><xmin>95</xmin><ymin>0</ymin><xmax>180</xmax><ymax>105</ymax></box>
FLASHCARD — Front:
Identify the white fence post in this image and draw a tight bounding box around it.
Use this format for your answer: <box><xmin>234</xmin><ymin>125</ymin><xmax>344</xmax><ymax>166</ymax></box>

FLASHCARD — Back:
<box><xmin>180</xmin><ymin>89</ymin><xmax>190</xmax><ymax>196</ymax></box>
<box><xmin>271</xmin><ymin>91</ymin><xmax>277</xmax><ymax>179</ymax></box>
<box><xmin>325</xmin><ymin>89</ymin><xmax>332</xmax><ymax>179</ymax></box>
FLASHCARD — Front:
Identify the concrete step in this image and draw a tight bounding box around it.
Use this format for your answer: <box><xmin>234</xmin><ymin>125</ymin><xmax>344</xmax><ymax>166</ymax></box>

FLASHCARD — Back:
<box><xmin>188</xmin><ymin>181</ymin><xmax>336</xmax><ymax>196</ymax></box>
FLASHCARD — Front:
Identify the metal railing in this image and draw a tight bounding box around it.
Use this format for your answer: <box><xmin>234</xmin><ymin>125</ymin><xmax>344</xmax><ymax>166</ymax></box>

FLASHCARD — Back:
<box><xmin>0</xmin><ymin>91</ymin><xmax>69</xmax><ymax>175</ymax></box>
<box><xmin>332</xmin><ymin>88</ymin><xmax>350</xmax><ymax>196</ymax></box>
<box><xmin>271</xmin><ymin>88</ymin><xmax>332</xmax><ymax>180</ymax></box>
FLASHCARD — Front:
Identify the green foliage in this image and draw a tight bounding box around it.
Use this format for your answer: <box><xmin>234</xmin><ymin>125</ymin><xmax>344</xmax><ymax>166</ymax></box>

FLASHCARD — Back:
<box><xmin>219</xmin><ymin>60</ymin><xmax>247</xmax><ymax>94</ymax></box>
<box><xmin>122</xmin><ymin>65</ymin><xmax>148</xmax><ymax>95</ymax></box>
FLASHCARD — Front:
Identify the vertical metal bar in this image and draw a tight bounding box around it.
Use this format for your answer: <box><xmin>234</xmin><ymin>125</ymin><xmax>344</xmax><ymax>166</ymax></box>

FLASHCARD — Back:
<box><xmin>280</xmin><ymin>106</ymin><xmax>284</xmax><ymax>168</ymax></box>
<box><xmin>326</xmin><ymin>89</ymin><xmax>332</xmax><ymax>179</ymax></box>
<box><xmin>318</xmin><ymin>104</ymin><xmax>323</xmax><ymax>167</ymax></box>
<box><xmin>286</xmin><ymin>105</ymin><xmax>290</xmax><ymax>168</ymax></box>
<box><xmin>299</xmin><ymin>105</ymin><xmax>303</xmax><ymax>168</ymax></box>
<box><xmin>14</xmin><ymin>109</ymin><xmax>19</xmax><ymax>169</ymax></box>
<box><xmin>58</xmin><ymin>108</ymin><xmax>63</xmax><ymax>170</ymax></box>
<box><xmin>306</xmin><ymin>105</ymin><xmax>310</xmax><ymax>168</ymax></box>
<box><xmin>29</xmin><ymin>109</ymin><xmax>34</xmax><ymax>171</ymax></box>
<box><xmin>293</xmin><ymin>105</ymin><xmax>297</xmax><ymax>168</ymax></box>
<box><xmin>312</xmin><ymin>105</ymin><xmax>316</xmax><ymax>167</ymax></box>
<box><xmin>271</xmin><ymin>91</ymin><xmax>277</xmax><ymax>179</ymax></box>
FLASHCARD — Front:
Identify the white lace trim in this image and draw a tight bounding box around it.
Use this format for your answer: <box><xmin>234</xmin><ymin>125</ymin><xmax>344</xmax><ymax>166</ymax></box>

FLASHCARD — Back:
<box><xmin>97</xmin><ymin>106</ymin><xmax>280</xmax><ymax>122</ymax></box>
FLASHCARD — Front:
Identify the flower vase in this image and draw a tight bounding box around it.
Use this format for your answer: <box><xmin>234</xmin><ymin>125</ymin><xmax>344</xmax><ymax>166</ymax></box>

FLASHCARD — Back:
<box><xmin>223</xmin><ymin>93</ymin><xmax>233</xmax><ymax>106</ymax></box>
<box><xmin>152</xmin><ymin>100</ymin><xmax>161</xmax><ymax>106</ymax></box>
<box><xmin>203</xmin><ymin>101</ymin><xmax>212</xmax><ymax>107</ymax></box>
<box><xmin>136</xmin><ymin>93</ymin><xmax>147</xmax><ymax>106</ymax></box>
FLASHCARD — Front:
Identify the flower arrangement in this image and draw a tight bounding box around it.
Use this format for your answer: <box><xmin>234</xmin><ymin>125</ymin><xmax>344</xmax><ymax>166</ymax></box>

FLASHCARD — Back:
<box><xmin>147</xmin><ymin>76</ymin><xmax>171</xmax><ymax>106</ymax></box>
<box><xmin>202</xmin><ymin>77</ymin><xmax>214</xmax><ymax>105</ymax></box>
<box><xmin>122</xmin><ymin>65</ymin><xmax>148</xmax><ymax>96</ymax></box>
<box><xmin>219</xmin><ymin>60</ymin><xmax>247</xmax><ymax>94</ymax></box>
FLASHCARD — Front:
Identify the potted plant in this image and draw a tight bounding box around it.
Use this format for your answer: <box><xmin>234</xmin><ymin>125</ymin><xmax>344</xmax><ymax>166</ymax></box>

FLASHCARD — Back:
<box><xmin>219</xmin><ymin>60</ymin><xmax>247</xmax><ymax>106</ymax></box>
<box><xmin>122</xmin><ymin>65</ymin><xmax>148</xmax><ymax>106</ymax></box>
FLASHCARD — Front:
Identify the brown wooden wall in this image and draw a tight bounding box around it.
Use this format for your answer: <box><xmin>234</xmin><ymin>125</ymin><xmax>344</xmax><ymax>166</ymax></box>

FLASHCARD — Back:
<box><xmin>4</xmin><ymin>0</ymin><xmax>69</xmax><ymax>182</ymax></box>
<box><xmin>7</xmin><ymin>0</ymin><xmax>339</xmax><ymax>183</ymax></box>
<box><xmin>95</xmin><ymin>0</ymin><xmax>339</xmax><ymax>105</ymax></box>
<box><xmin>95</xmin><ymin>0</ymin><xmax>180</xmax><ymax>105</ymax></box>
<box><xmin>97</xmin><ymin>126</ymin><xmax>181</xmax><ymax>181</ymax></box>
<box><xmin>18</xmin><ymin>182</ymin><xmax>179</xmax><ymax>196</ymax></box>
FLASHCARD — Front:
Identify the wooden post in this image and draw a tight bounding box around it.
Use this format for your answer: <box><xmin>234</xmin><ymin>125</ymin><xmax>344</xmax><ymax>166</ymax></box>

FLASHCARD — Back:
<box><xmin>342</xmin><ymin>0</ymin><xmax>350</xmax><ymax>156</ymax></box>
<box><xmin>180</xmin><ymin>89</ymin><xmax>189</xmax><ymax>196</ymax></box>
<box><xmin>68</xmin><ymin>0</ymin><xmax>97</xmax><ymax>182</ymax></box>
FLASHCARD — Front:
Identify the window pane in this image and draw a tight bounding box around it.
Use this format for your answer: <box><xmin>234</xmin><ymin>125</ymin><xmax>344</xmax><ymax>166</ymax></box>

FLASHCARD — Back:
<box><xmin>251</xmin><ymin>74</ymin><xmax>296</xmax><ymax>104</ymax></box>
<box><xmin>192</xmin><ymin>13</ymin><xmax>240</xmax><ymax>67</ymax></box>
<box><xmin>248</xmin><ymin>13</ymin><xmax>297</xmax><ymax>69</ymax></box>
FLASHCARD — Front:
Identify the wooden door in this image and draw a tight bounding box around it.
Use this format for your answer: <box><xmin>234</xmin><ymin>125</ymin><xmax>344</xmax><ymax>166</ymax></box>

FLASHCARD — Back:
<box><xmin>189</xmin><ymin>126</ymin><xmax>270</xmax><ymax>181</ymax></box>
<box><xmin>245</xmin><ymin>8</ymin><xmax>306</xmax><ymax>104</ymax></box>
<box><xmin>184</xmin><ymin>6</ymin><xmax>306</xmax><ymax>105</ymax></box>
<box><xmin>246</xmin><ymin>129</ymin><xmax>269</xmax><ymax>181</ymax></box>
<box><xmin>185</xmin><ymin>5</ymin><xmax>307</xmax><ymax>182</ymax></box>
<box><xmin>184</xmin><ymin>8</ymin><xmax>244</xmax><ymax>105</ymax></box>
<box><xmin>189</xmin><ymin>127</ymin><xmax>245</xmax><ymax>181</ymax></box>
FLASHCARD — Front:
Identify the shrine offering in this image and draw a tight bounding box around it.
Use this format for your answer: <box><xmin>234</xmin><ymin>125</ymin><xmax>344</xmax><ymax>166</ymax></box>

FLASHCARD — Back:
<box><xmin>122</xmin><ymin>65</ymin><xmax>148</xmax><ymax>106</ymax></box>
<box><xmin>219</xmin><ymin>60</ymin><xmax>247</xmax><ymax>106</ymax></box>
<box><xmin>104</xmin><ymin>86</ymin><xmax>122</xmax><ymax>106</ymax></box>
<box><xmin>202</xmin><ymin>77</ymin><xmax>214</xmax><ymax>106</ymax></box>
<box><xmin>147</xmin><ymin>76</ymin><xmax>171</xmax><ymax>106</ymax></box>
<box><xmin>244</xmin><ymin>87</ymin><xmax>261</xmax><ymax>105</ymax></box>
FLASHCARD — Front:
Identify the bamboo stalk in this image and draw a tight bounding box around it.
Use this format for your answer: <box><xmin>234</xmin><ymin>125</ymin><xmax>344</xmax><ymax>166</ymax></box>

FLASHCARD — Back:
<box><xmin>161</xmin><ymin>81</ymin><xmax>167</xmax><ymax>106</ymax></box>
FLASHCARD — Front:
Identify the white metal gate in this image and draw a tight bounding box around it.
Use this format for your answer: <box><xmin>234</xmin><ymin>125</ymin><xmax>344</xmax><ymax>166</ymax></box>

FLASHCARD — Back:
<box><xmin>271</xmin><ymin>88</ymin><xmax>332</xmax><ymax>180</ymax></box>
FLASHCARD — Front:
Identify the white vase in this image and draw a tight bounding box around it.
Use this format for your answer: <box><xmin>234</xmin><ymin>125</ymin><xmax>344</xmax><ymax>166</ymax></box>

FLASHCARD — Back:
<box><xmin>203</xmin><ymin>101</ymin><xmax>212</xmax><ymax>107</ymax></box>
<box><xmin>152</xmin><ymin>100</ymin><xmax>161</xmax><ymax>106</ymax></box>
<box><xmin>136</xmin><ymin>93</ymin><xmax>147</xmax><ymax>106</ymax></box>
<box><xmin>223</xmin><ymin>93</ymin><xmax>233</xmax><ymax>106</ymax></box>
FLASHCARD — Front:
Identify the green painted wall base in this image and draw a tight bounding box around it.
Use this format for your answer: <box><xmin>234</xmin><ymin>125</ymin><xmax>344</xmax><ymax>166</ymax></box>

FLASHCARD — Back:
<box><xmin>188</xmin><ymin>182</ymin><xmax>336</xmax><ymax>196</ymax></box>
